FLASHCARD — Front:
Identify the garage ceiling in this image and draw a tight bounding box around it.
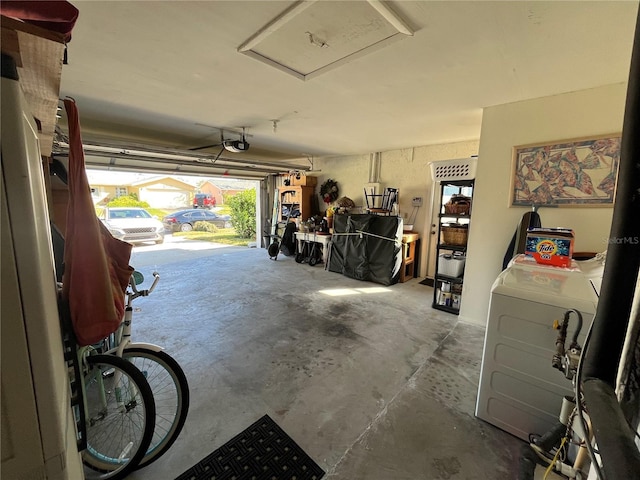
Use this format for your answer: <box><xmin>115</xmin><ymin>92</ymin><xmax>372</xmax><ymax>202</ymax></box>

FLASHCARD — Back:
<box><xmin>56</xmin><ymin>1</ymin><xmax>638</xmax><ymax>176</ymax></box>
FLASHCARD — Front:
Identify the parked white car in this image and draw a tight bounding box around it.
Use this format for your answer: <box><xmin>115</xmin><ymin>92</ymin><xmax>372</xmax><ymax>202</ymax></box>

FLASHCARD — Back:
<box><xmin>100</xmin><ymin>207</ymin><xmax>165</xmax><ymax>245</ymax></box>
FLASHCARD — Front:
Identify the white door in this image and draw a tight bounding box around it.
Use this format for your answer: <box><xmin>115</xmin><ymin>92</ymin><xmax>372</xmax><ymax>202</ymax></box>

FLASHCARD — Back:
<box><xmin>140</xmin><ymin>188</ymin><xmax>190</xmax><ymax>209</ymax></box>
<box><xmin>425</xmin><ymin>183</ymin><xmax>441</xmax><ymax>279</ymax></box>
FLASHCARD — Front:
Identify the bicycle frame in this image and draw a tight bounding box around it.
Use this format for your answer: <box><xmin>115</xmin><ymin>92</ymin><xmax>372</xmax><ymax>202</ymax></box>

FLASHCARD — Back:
<box><xmin>96</xmin><ymin>269</ymin><xmax>190</xmax><ymax>470</ymax></box>
<box><xmin>105</xmin><ymin>272</ymin><xmax>161</xmax><ymax>357</ymax></box>
<box><xmin>78</xmin><ymin>346</ymin><xmax>127</xmax><ymax>420</ymax></box>
<box><xmin>80</xmin><ymin>269</ymin><xmax>158</xmax><ymax>419</ymax></box>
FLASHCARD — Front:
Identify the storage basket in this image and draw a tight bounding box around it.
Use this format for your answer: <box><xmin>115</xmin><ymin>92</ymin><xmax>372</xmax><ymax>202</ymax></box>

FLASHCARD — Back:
<box><xmin>444</xmin><ymin>195</ymin><xmax>472</xmax><ymax>215</ymax></box>
<box><xmin>444</xmin><ymin>200</ymin><xmax>471</xmax><ymax>215</ymax></box>
<box><xmin>441</xmin><ymin>226</ymin><xmax>468</xmax><ymax>246</ymax></box>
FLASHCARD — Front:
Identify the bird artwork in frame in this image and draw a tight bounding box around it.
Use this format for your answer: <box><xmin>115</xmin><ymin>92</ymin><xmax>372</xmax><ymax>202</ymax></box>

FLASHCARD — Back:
<box><xmin>510</xmin><ymin>134</ymin><xmax>621</xmax><ymax>207</ymax></box>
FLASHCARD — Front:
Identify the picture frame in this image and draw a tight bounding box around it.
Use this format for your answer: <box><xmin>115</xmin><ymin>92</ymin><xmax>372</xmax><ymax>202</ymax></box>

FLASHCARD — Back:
<box><xmin>510</xmin><ymin>134</ymin><xmax>621</xmax><ymax>207</ymax></box>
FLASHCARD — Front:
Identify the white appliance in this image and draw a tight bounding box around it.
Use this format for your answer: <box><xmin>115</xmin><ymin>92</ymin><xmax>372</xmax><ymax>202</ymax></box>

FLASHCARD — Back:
<box><xmin>1</xmin><ymin>61</ymin><xmax>83</xmax><ymax>478</ymax></box>
<box><xmin>475</xmin><ymin>256</ymin><xmax>600</xmax><ymax>441</ymax></box>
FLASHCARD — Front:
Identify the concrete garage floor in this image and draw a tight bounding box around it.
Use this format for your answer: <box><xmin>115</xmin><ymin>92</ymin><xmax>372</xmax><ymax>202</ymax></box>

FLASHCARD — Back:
<box><xmin>126</xmin><ymin>245</ymin><xmax>525</xmax><ymax>480</ymax></box>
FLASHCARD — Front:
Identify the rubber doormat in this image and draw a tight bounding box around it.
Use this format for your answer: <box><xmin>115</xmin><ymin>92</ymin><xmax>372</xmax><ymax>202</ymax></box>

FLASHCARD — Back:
<box><xmin>174</xmin><ymin>414</ymin><xmax>325</xmax><ymax>480</ymax></box>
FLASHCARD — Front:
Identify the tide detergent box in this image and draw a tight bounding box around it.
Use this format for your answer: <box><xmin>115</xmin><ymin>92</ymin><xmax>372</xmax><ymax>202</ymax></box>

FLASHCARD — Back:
<box><xmin>525</xmin><ymin>228</ymin><xmax>574</xmax><ymax>268</ymax></box>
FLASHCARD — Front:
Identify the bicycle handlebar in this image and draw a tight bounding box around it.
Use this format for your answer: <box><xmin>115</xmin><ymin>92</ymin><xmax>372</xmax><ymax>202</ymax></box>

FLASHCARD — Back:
<box><xmin>129</xmin><ymin>271</ymin><xmax>160</xmax><ymax>299</ymax></box>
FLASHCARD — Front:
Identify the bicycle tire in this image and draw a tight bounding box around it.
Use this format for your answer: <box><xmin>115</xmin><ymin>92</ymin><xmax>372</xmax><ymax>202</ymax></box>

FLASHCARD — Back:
<box><xmin>82</xmin><ymin>354</ymin><xmax>156</xmax><ymax>480</ymax></box>
<box><xmin>122</xmin><ymin>347</ymin><xmax>190</xmax><ymax>468</ymax></box>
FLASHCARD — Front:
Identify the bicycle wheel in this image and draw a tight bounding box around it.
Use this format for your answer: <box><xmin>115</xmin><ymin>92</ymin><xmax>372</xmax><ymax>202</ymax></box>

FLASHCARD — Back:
<box><xmin>82</xmin><ymin>354</ymin><xmax>156</xmax><ymax>480</ymax></box>
<box><xmin>122</xmin><ymin>347</ymin><xmax>190</xmax><ymax>468</ymax></box>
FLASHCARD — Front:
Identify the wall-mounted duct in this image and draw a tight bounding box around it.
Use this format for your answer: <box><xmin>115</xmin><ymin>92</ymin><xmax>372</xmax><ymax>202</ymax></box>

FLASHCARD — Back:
<box><xmin>368</xmin><ymin>152</ymin><xmax>381</xmax><ymax>183</ymax></box>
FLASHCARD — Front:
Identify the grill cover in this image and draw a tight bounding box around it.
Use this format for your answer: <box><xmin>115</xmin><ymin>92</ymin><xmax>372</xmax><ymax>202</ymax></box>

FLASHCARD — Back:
<box><xmin>329</xmin><ymin>214</ymin><xmax>401</xmax><ymax>286</ymax></box>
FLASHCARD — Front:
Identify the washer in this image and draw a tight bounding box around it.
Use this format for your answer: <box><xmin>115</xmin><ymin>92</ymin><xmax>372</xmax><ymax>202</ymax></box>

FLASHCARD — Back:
<box><xmin>475</xmin><ymin>255</ymin><xmax>600</xmax><ymax>441</ymax></box>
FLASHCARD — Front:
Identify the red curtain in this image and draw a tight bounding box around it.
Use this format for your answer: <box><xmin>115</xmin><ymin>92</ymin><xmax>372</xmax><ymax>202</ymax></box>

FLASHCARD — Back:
<box><xmin>0</xmin><ymin>1</ymin><xmax>79</xmax><ymax>42</ymax></box>
<box><xmin>62</xmin><ymin>99</ymin><xmax>133</xmax><ymax>346</ymax></box>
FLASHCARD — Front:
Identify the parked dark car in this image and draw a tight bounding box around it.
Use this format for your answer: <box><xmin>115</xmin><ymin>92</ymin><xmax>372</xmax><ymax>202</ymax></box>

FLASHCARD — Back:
<box><xmin>193</xmin><ymin>193</ymin><xmax>216</xmax><ymax>209</ymax></box>
<box><xmin>163</xmin><ymin>209</ymin><xmax>232</xmax><ymax>232</ymax></box>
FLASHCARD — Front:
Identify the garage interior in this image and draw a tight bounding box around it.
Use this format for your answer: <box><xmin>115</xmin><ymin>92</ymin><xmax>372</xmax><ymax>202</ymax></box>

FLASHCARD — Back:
<box><xmin>2</xmin><ymin>1</ymin><xmax>640</xmax><ymax>480</ymax></box>
<box><xmin>125</xmin><ymin>246</ymin><xmax>521</xmax><ymax>479</ymax></box>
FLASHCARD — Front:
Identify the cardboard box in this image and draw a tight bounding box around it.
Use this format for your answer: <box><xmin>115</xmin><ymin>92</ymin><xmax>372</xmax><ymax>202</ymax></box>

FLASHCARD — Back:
<box><xmin>525</xmin><ymin>228</ymin><xmax>574</xmax><ymax>268</ymax></box>
<box><xmin>290</xmin><ymin>175</ymin><xmax>317</xmax><ymax>186</ymax></box>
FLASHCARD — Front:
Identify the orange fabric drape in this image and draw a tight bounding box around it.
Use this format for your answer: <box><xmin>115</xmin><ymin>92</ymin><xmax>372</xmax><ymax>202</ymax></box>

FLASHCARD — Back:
<box><xmin>61</xmin><ymin>99</ymin><xmax>133</xmax><ymax>346</ymax></box>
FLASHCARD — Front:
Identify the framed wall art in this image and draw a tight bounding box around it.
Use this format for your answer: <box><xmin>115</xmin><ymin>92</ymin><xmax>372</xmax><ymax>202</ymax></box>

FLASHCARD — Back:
<box><xmin>510</xmin><ymin>134</ymin><xmax>621</xmax><ymax>207</ymax></box>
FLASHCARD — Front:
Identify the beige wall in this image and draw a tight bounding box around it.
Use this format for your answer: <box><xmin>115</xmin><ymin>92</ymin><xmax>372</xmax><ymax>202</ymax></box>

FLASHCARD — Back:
<box><xmin>200</xmin><ymin>183</ymin><xmax>224</xmax><ymax>205</ymax></box>
<box><xmin>91</xmin><ymin>184</ymin><xmax>140</xmax><ymax>201</ymax></box>
<box><xmin>317</xmin><ymin>140</ymin><xmax>479</xmax><ymax>276</ymax></box>
<box><xmin>460</xmin><ymin>83</ymin><xmax>627</xmax><ymax>326</ymax></box>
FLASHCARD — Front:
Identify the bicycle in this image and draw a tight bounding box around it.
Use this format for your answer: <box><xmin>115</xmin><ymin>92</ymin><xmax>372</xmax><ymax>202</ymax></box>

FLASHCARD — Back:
<box><xmin>76</xmin><ymin>347</ymin><xmax>157</xmax><ymax>480</ymax></box>
<box><xmin>54</xmin><ymin>243</ymin><xmax>156</xmax><ymax>478</ymax></box>
<box><xmin>100</xmin><ymin>270</ymin><xmax>190</xmax><ymax>469</ymax></box>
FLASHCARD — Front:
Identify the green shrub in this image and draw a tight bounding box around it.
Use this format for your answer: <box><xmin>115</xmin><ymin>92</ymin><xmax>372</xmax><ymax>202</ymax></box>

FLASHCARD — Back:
<box><xmin>107</xmin><ymin>195</ymin><xmax>150</xmax><ymax>208</ymax></box>
<box><xmin>194</xmin><ymin>221</ymin><xmax>218</xmax><ymax>233</ymax></box>
<box><xmin>226</xmin><ymin>188</ymin><xmax>256</xmax><ymax>238</ymax></box>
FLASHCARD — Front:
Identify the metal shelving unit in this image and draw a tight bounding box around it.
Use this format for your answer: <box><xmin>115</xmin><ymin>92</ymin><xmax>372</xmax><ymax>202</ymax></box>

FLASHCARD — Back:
<box><xmin>432</xmin><ymin>179</ymin><xmax>474</xmax><ymax>314</ymax></box>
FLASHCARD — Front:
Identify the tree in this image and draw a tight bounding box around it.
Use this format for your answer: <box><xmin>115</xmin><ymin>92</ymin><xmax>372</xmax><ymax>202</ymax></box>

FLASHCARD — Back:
<box><xmin>226</xmin><ymin>188</ymin><xmax>256</xmax><ymax>238</ymax></box>
<box><xmin>107</xmin><ymin>194</ymin><xmax>150</xmax><ymax>208</ymax></box>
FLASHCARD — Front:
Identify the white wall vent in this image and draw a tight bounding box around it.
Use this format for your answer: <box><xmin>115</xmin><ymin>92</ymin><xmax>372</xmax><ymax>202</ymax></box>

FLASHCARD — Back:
<box><xmin>430</xmin><ymin>157</ymin><xmax>477</xmax><ymax>182</ymax></box>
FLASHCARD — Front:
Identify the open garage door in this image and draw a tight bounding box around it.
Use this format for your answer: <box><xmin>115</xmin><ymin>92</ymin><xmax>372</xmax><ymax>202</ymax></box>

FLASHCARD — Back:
<box><xmin>52</xmin><ymin>132</ymin><xmax>312</xmax><ymax>181</ymax></box>
<box><xmin>50</xmin><ymin>131</ymin><xmax>314</xmax><ymax>250</ymax></box>
<box><xmin>139</xmin><ymin>187</ymin><xmax>189</xmax><ymax>210</ymax></box>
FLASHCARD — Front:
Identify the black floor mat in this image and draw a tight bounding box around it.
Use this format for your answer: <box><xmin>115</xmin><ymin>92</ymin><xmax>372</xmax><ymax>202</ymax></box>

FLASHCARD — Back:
<box><xmin>175</xmin><ymin>414</ymin><xmax>325</xmax><ymax>480</ymax></box>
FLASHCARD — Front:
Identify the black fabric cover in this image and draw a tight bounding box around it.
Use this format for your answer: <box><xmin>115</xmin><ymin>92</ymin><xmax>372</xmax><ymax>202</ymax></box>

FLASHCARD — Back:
<box><xmin>329</xmin><ymin>214</ymin><xmax>400</xmax><ymax>286</ymax></box>
<box><xmin>280</xmin><ymin>221</ymin><xmax>297</xmax><ymax>256</ymax></box>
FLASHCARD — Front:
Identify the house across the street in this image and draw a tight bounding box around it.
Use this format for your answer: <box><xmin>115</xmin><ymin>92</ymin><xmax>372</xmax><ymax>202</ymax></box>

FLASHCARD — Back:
<box><xmin>198</xmin><ymin>180</ymin><xmax>247</xmax><ymax>206</ymax></box>
<box><xmin>88</xmin><ymin>172</ymin><xmax>195</xmax><ymax>208</ymax></box>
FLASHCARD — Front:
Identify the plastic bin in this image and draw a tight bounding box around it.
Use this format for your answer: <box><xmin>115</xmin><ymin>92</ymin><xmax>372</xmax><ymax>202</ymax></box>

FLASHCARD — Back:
<box><xmin>438</xmin><ymin>254</ymin><xmax>466</xmax><ymax>277</ymax></box>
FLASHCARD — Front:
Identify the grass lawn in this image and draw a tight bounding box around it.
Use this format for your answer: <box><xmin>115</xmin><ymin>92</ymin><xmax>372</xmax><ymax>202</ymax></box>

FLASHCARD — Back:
<box><xmin>147</xmin><ymin>208</ymin><xmax>169</xmax><ymax>218</ymax></box>
<box><xmin>173</xmin><ymin>229</ymin><xmax>254</xmax><ymax>247</ymax></box>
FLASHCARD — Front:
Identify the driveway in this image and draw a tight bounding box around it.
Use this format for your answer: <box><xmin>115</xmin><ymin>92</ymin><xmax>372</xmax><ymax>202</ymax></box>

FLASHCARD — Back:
<box><xmin>130</xmin><ymin>234</ymin><xmax>251</xmax><ymax>268</ymax></box>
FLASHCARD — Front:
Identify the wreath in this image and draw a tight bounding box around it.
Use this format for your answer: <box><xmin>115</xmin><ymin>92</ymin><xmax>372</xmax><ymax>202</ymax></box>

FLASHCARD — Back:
<box><xmin>319</xmin><ymin>178</ymin><xmax>339</xmax><ymax>204</ymax></box>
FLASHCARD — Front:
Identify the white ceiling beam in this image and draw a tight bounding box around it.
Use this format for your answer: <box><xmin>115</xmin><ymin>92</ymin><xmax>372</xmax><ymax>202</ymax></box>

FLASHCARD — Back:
<box><xmin>367</xmin><ymin>0</ymin><xmax>414</xmax><ymax>36</ymax></box>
